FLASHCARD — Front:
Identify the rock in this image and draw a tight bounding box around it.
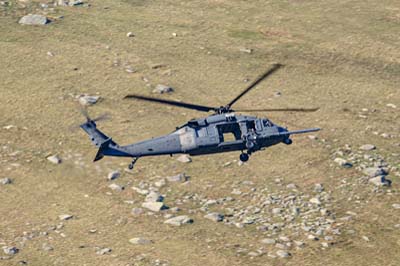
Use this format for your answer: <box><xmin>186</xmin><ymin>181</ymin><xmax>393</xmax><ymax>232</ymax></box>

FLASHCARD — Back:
<box><xmin>286</xmin><ymin>183</ymin><xmax>297</xmax><ymax>189</ymax></box>
<box><xmin>239</xmin><ymin>48</ymin><xmax>253</xmax><ymax>54</ymax></box>
<box><xmin>68</xmin><ymin>0</ymin><xmax>83</xmax><ymax>6</ymax></box>
<box><xmin>272</xmin><ymin>208</ymin><xmax>282</xmax><ymax>215</ymax></box>
<box><xmin>125</xmin><ymin>66</ymin><xmax>136</xmax><ymax>73</ymax></box>
<box><xmin>392</xmin><ymin>204</ymin><xmax>400</xmax><ymax>209</ymax></box>
<box><xmin>261</xmin><ymin>238</ymin><xmax>276</xmax><ymax>245</ymax></box>
<box><xmin>176</xmin><ymin>154</ymin><xmax>192</xmax><ymax>163</ymax></box>
<box><xmin>334</xmin><ymin>158</ymin><xmax>352</xmax><ymax>168</ymax></box>
<box><xmin>294</xmin><ymin>240</ymin><xmax>305</xmax><ymax>248</ymax></box>
<box><xmin>129</xmin><ymin>238</ymin><xmax>152</xmax><ymax>245</ymax></box>
<box><xmin>369</xmin><ymin>176</ymin><xmax>391</xmax><ymax>187</ymax></box>
<box><xmin>96</xmin><ymin>248</ymin><xmax>111</xmax><ymax>255</ymax></box>
<box><xmin>0</xmin><ymin>178</ymin><xmax>12</xmax><ymax>185</ymax></box>
<box><xmin>154</xmin><ymin>179</ymin><xmax>166</xmax><ymax>188</ymax></box>
<box><xmin>314</xmin><ymin>183</ymin><xmax>324</xmax><ymax>193</ymax></box>
<box><xmin>362</xmin><ymin>167</ymin><xmax>388</xmax><ymax>178</ymax></box>
<box><xmin>2</xmin><ymin>246</ymin><xmax>18</xmax><ymax>255</ymax></box>
<box><xmin>126</xmin><ymin>32</ymin><xmax>134</xmax><ymax>37</ymax></box>
<box><xmin>276</xmin><ymin>250</ymin><xmax>291</xmax><ymax>258</ymax></box>
<box><xmin>386</xmin><ymin>103</ymin><xmax>397</xmax><ymax>109</ymax></box>
<box><xmin>47</xmin><ymin>155</ymin><xmax>62</xmax><ymax>164</ymax></box>
<box><xmin>145</xmin><ymin>191</ymin><xmax>164</xmax><ymax>202</ymax></box>
<box><xmin>166</xmin><ymin>173</ymin><xmax>188</xmax><ymax>183</ymax></box>
<box><xmin>279</xmin><ymin>236</ymin><xmax>290</xmax><ymax>242</ymax></box>
<box><xmin>42</xmin><ymin>243</ymin><xmax>53</xmax><ymax>251</ymax></box>
<box><xmin>19</xmin><ymin>14</ymin><xmax>48</xmax><ymax>25</ymax></box>
<box><xmin>59</xmin><ymin>214</ymin><xmax>73</xmax><ymax>221</ymax></box>
<box><xmin>79</xmin><ymin>95</ymin><xmax>100</xmax><ymax>106</ymax></box>
<box><xmin>108</xmin><ymin>183</ymin><xmax>124</xmax><ymax>192</ymax></box>
<box><xmin>204</xmin><ymin>212</ymin><xmax>224</xmax><ymax>222</ymax></box>
<box><xmin>142</xmin><ymin>202</ymin><xmax>166</xmax><ymax>212</ymax></box>
<box><xmin>132</xmin><ymin>186</ymin><xmax>149</xmax><ymax>195</ymax></box>
<box><xmin>107</xmin><ymin>171</ymin><xmax>120</xmax><ymax>181</ymax></box>
<box><xmin>362</xmin><ymin>236</ymin><xmax>370</xmax><ymax>242</ymax></box>
<box><xmin>310</xmin><ymin>197</ymin><xmax>321</xmax><ymax>205</ymax></box>
<box><xmin>152</xmin><ymin>84</ymin><xmax>174</xmax><ymax>94</ymax></box>
<box><xmin>164</xmin><ymin>215</ymin><xmax>193</xmax><ymax>226</ymax></box>
<box><xmin>359</xmin><ymin>144</ymin><xmax>376</xmax><ymax>151</ymax></box>
<box><xmin>131</xmin><ymin>208</ymin><xmax>144</xmax><ymax>216</ymax></box>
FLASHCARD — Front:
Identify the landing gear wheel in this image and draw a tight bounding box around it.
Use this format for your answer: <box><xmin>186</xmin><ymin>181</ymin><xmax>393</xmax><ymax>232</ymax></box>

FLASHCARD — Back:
<box><xmin>128</xmin><ymin>157</ymin><xmax>139</xmax><ymax>170</ymax></box>
<box><xmin>128</xmin><ymin>163</ymin><xmax>134</xmax><ymax>170</ymax></box>
<box><xmin>240</xmin><ymin>153</ymin><xmax>249</xmax><ymax>162</ymax></box>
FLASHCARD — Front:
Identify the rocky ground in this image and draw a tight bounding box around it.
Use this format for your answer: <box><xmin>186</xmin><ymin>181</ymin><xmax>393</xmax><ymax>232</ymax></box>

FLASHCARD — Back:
<box><xmin>1</xmin><ymin>0</ymin><xmax>400</xmax><ymax>265</ymax></box>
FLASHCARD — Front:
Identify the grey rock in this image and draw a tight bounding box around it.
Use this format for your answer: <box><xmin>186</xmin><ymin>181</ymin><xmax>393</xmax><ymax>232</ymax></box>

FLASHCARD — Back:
<box><xmin>164</xmin><ymin>215</ymin><xmax>193</xmax><ymax>226</ymax></box>
<box><xmin>96</xmin><ymin>248</ymin><xmax>111</xmax><ymax>255</ymax></box>
<box><xmin>309</xmin><ymin>197</ymin><xmax>321</xmax><ymax>205</ymax></box>
<box><xmin>314</xmin><ymin>183</ymin><xmax>324</xmax><ymax>193</ymax></box>
<box><xmin>126</xmin><ymin>32</ymin><xmax>134</xmax><ymax>37</ymax></box>
<box><xmin>294</xmin><ymin>240</ymin><xmax>305</xmax><ymax>248</ymax></box>
<box><xmin>272</xmin><ymin>208</ymin><xmax>282</xmax><ymax>215</ymax></box>
<box><xmin>360</xmin><ymin>144</ymin><xmax>376</xmax><ymax>151</ymax></box>
<box><xmin>79</xmin><ymin>95</ymin><xmax>100</xmax><ymax>106</ymax></box>
<box><xmin>153</xmin><ymin>84</ymin><xmax>174</xmax><ymax>94</ymax></box>
<box><xmin>19</xmin><ymin>14</ymin><xmax>48</xmax><ymax>25</ymax></box>
<box><xmin>176</xmin><ymin>154</ymin><xmax>192</xmax><ymax>163</ymax></box>
<box><xmin>334</xmin><ymin>158</ymin><xmax>352</xmax><ymax>168</ymax></box>
<box><xmin>69</xmin><ymin>0</ymin><xmax>83</xmax><ymax>6</ymax></box>
<box><xmin>276</xmin><ymin>250</ymin><xmax>291</xmax><ymax>258</ymax></box>
<box><xmin>59</xmin><ymin>214</ymin><xmax>73</xmax><ymax>221</ymax></box>
<box><xmin>145</xmin><ymin>191</ymin><xmax>164</xmax><ymax>202</ymax></box>
<box><xmin>107</xmin><ymin>171</ymin><xmax>120</xmax><ymax>181</ymax></box>
<box><xmin>369</xmin><ymin>176</ymin><xmax>391</xmax><ymax>187</ymax></box>
<box><xmin>2</xmin><ymin>246</ymin><xmax>18</xmax><ymax>255</ymax></box>
<box><xmin>261</xmin><ymin>238</ymin><xmax>276</xmax><ymax>245</ymax></box>
<box><xmin>166</xmin><ymin>173</ymin><xmax>188</xmax><ymax>183</ymax></box>
<box><xmin>0</xmin><ymin>178</ymin><xmax>12</xmax><ymax>185</ymax></box>
<box><xmin>239</xmin><ymin>48</ymin><xmax>253</xmax><ymax>54</ymax></box>
<box><xmin>363</xmin><ymin>167</ymin><xmax>388</xmax><ymax>178</ymax></box>
<box><xmin>129</xmin><ymin>237</ymin><xmax>152</xmax><ymax>245</ymax></box>
<box><xmin>47</xmin><ymin>155</ymin><xmax>62</xmax><ymax>164</ymax></box>
<box><xmin>108</xmin><ymin>183</ymin><xmax>124</xmax><ymax>192</ymax></box>
<box><xmin>42</xmin><ymin>243</ymin><xmax>53</xmax><ymax>251</ymax></box>
<box><xmin>204</xmin><ymin>212</ymin><xmax>224</xmax><ymax>222</ymax></box>
<box><xmin>154</xmin><ymin>179</ymin><xmax>166</xmax><ymax>188</ymax></box>
<box><xmin>142</xmin><ymin>202</ymin><xmax>166</xmax><ymax>212</ymax></box>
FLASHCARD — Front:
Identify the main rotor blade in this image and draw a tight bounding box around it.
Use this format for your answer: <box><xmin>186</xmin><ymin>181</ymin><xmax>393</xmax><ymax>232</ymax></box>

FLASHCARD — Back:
<box><xmin>226</xmin><ymin>63</ymin><xmax>283</xmax><ymax>109</ymax></box>
<box><xmin>124</xmin><ymin>94</ymin><xmax>216</xmax><ymax>112</ymax></box>
<box><xmin>234</xmin><ymin>107</ymin><xmax>319</xmax><ymax>112</ymax></box>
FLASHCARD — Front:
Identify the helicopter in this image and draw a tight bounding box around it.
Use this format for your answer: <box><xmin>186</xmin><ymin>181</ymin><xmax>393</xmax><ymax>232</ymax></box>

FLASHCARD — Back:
<box><xmin>80</xmin><ymin>64</ymin><xmax>320</xmax><ymax>169</ymax></box>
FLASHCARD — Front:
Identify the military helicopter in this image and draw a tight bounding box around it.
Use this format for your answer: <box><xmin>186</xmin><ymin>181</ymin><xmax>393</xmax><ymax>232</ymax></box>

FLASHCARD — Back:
<box><xmin>80</xmin><ymin>64</ymin><xmax>320</xmax><ymax>169</ymax></box>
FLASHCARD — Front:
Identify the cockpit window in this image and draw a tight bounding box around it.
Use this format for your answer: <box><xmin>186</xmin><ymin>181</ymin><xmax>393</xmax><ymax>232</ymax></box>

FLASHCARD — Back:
<box><xmin>263</xmin><ymin>119</ymin><xmax>273</xmax><ymax>127</ymax></box>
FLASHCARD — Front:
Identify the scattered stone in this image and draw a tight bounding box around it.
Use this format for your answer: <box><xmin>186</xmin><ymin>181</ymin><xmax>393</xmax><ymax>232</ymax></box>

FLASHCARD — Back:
<box><xmin>152</xmin><ymin>84</ymin><xmax>174</xmax><ymax>94</ymax></box>
<box><xmin>145</xmin><ymin>191</ymin><xmax>164</xmax><ymax>202</ymax></box>
<box><xmin>79</xmin><ymin>95</ymin><xmax>100</xmax><ymax>106</ymax></box>
<box><xmin>107</xmin><ymin>171</ymin><xmax>120</xmax><ymax>181</ymax></box>
<box><xmin>132</xmin><ymin>186</ymin><xmax>149</xmax><ymax>195</ymax></box>
<box><xmin>369</xmin><ymin>176</ymin><xmax>391</xmax><ymax>187</ymax></box>
<box><xmin>166</xmin><ymin>173</ymin><xmax>188</xmax><ymax>183</ymax></box>
<box><xmin>310</xmin><ymin>197</ymin><xmax>321</xmax><ymax>205</ymax></box>
<box><xmin>176</xmin><ymin>154</ymin><xmax>192</xmax><ymax>163</ymax></box>
<box><xmin>386</xmin><ymin>103</ymin><xmax>397</xmax><ymax>109</ymax></box>
<box><xmin>19</xmin><ymin>14</ymin><xmax>48</xmax><ymax>25</ymax></box>
<box><xmin>125</xmin><ymin>66</ymin><xmax>136</xmax><ymax>73</ymax></box>
<box><xmin>334</xmin><ymin>158</ymin><xmax>352</xmax><ymax>168</ymax></box>
<box><xmin>2</xmin><ymin>246</ymin><xmax>18</xmax><ymax>255</ymax></box>
<box><xmin>392</xmin><ymin>204</ymin><xmax>400</xmax><ymax>209</ymax></box>
<box><xmin>42</xmin><ymin>243</ymin><xmax>53</xmax><ymax>251</ymax></box>
<box><xmin>96</xmin><ymin>248</ymin><xmax>111</xmax><ymax>255</ymax></box>
<box><xmin>59</xmin><ymin>214</ymin><xmax>73</xmax><ymax>221</ymax></box>
<box><xmin>308</xmin><ymin>135</ymin><xmax>318</xmax><ymax>140</ymax></box>
<box><xmin>272</xmin><ymin>208</ymin><xmax>282</xmax><ymax>215</ymax></box>
<box><xmin>294</xmin><ymin>241</ymin><xmax>305</xmax><ymax>248</ymax></box>
<box><xmin>131</xmin><ymin>208</ymin><xmax>144</xmax><ymax>216</ymax></box>
<box><xmin>261</xmin><ymin>238</ymin><xmax>276</xmax><ymax>245</ymax></box>
<box><xmin>314</xmin><ymin>183</ymin><xmax>324</xmax><ymax>193</ymax></box>
<box><xmin>47</xmin><ymin>155</ymin><xmax>62</xmax><ymax>164</ymax></box>
<box><xmin>126</xmin><ymin>32</ymin><xmax>135</xmax><ymax>37</ymax></box>
<box><xmin>47</xmin><ymin>51</ymin><xmax>54</xmax><ymax>57</ymax></box>
<box><xmin>362</xmin><ymin>167</ymin><xmax>388</xmax><ymax>178</ymax></box>
<box><xmin>0</xmin><ymin>178</ymin><xmax>12</xmax><ymax>185</ymax></box>
<box><xmin>204</xmin><ymin>212</ymin><xmax>224</xmax><ymax>222</ymax></box>
<box><xmin>154</xmin><ymin>179</ymin><xmax>166</xmax><ymax>188</ymax></box>
<box><xmin>239</xmin><ymin>48</ymin><xmax>253</xmax><ymax>54</ymax></box>
<box><xmin>142</xmin><ymin>202</ymin><xmax>166</xmax><ymax>212</ymax></box>
<box><xmin>108</xmin><ymin>183</ymin><xmax>124</xmax><ymax>192</ymax></box>
<box><xmin>164</xmin><ymin>215</ymin><xmax>193</xmax><ymax>226</ymax></box>
<box><xmin>359</xmin><ymin>144</ymin><xmax>376</xmax><ymax>151</ymax></box>
<box><xmin>362</xmin><ymin>236</ymin><xmax>370</xmax><ymax>242</ymax></box>
<box><xmin>68</xmin><ymin>0</ymin><xmax>83</xmax><ymax>6</ymax></box>
<box><xmin>129</xmin><ymin>238</ymin><xmax>152</xmax><ymax>245</ymax></box>
<box><xmin>276</xmin><ymin>250</ymin><xmax>290</xmax><ymax>258</ymax></box>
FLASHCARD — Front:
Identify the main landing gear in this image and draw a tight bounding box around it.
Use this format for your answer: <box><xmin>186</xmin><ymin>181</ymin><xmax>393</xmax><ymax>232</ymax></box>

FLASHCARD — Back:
<box><xmin>239</xmin><ymin>152</ymin><xmax>249</xmax><ymax>162</ymax></box>
<box><xmin>128</xmin><ymin>157</ymin><xmax>139</xmax><ymax>169</ymax></box>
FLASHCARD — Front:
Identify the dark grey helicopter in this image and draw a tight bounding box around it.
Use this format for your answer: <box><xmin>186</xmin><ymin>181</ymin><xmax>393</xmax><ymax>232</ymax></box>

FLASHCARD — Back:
<box><xmin>81</xmin><ymin>64</ymin><xmax>320</xmax><ymax>169</ymax></box>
